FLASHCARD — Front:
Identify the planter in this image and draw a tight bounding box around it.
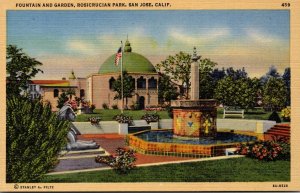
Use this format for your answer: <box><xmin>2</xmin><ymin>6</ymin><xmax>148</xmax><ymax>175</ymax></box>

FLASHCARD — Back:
<box><xmin>118</xmin><ymin>123</ymin><xmax>128</xmax><ymax>134</ymax></box>
<box><xmin>149</xmin><ymin>122</ymin><xmax>159</xmax><ymax>130</ymax></box>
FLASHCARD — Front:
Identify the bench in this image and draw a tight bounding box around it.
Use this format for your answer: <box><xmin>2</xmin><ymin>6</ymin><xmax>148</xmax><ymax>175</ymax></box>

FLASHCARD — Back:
<box><xmin>223</xmin><ymin>108</ymin><xmax>244</xmax><ymax>119</ymax></box>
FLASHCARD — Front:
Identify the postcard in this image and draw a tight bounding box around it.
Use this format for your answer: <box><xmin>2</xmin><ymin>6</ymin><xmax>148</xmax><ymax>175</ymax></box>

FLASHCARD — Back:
<box><xmin>0</xmin><ymin>0</ymin><xmax>300</xmax><ymax>191</ymax></box>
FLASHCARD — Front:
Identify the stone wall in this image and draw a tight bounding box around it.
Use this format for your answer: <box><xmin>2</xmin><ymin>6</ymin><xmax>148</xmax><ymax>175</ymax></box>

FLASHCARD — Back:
<box><xmin>72</xmin><ymin>119</ymin><xmax>276</xmax><ymax>135</ymax></box>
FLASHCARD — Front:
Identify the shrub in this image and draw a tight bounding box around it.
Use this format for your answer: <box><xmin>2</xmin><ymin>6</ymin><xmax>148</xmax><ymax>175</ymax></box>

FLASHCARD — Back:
<box><xmin>166</xmin><ymin>105</ymin><xmax>173</xmax><ymax>118</ymax></box>
<box><xmin>280</xmin><ymin>107</ymin><xmax>291</xmax><ymax>122</ymax></box>
<box><xmin>113</xmin><ymin>114</ymin><xmax>133</xmax><ymax>125</ymax></box>
<box><xmin>130</xmin><ymin>102</ymin><xmax>139</xmax><ymax>110</ymax></box>
<box><xmin>88</xmin><ymin>117</ymin><xmax>101</xmax><ymax>125</ymax></box>
<box><xmin>102</xmin><ymin>103</ymin><xmax>109</xmax><ymax>109</ymax></box>
<box><xmin>95</xmin><ymin>147</ymin><xmax>137</xmax><ymax>174</ymax></box>
<box><xmin>6</xmin><ymin>97</ymin><xmax>69</xmax><ymax>182</ymax></box>
<box><xmin>112</xmin><ymin>104</ymin><xmax>118</xmax><ymax>109</ymax></box>
<box><xmin>268</xmin><ymin>111</ymin><xmax>282</xmax><ymax>123</ymax></box>
<box><xmin>236</xmin><ymin>140</ymin><xmax>290</xmax><ymax>161</ymax></box>
<box><xmin>141</xmin><ymin>113</ymin><xmax>160</xmax><ymax>124</ymax></box>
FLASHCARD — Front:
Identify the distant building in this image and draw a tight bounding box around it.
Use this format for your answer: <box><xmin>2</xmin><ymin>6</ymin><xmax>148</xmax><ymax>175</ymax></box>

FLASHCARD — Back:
<box><xmin>29</xmin><ymin>40</ymin><xmax>159</xmax><ymax>111</ymax></box>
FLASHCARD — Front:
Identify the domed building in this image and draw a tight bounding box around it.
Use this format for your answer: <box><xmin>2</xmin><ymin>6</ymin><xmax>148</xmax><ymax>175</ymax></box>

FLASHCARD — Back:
<box><xmin>28</xmin><ymin>40</ymin><xmax>159</xmax><ymax>111</ymax></box>
<box><xmin>86</xmin><ymin>40</ymin><xmax>159</xmax><ymax>109</ymax></box>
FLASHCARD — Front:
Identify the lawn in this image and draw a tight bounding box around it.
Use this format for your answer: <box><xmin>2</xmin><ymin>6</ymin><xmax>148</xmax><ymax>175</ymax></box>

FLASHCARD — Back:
<box><xmin>76</xmin><ymin>108</ymin><xmax>275</xmax><ymax>122</ymax></box>
<box><xmin>43</xmin><ymin>157</ymin><xmax>290</xmax><ymax>182</ymax></box>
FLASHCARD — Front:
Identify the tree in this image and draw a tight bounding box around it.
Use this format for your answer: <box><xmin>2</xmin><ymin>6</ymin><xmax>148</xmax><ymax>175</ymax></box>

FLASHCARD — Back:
<box><xmin>158</xmin><ymin>73</ymin><xmax>179</xmax><ymax>104</ymax></box>
<box><xmin>6</xmin><ymin>45</ymin><xmax>43</xmax><ymax>98</ymax></box>
<box><xmin>156</xmin><ymin>52</ymin><xmax>192</xmax><ymax>98</ymax></box>
<box><xmin>198</xmin><ymin>59</ymin><xmax>218</xmax><ymax>99</ymax></box>
<box><xmin>6</xmin><ymin>97</ymin><xmax>69</xmax><ymax>182</ymax></box>
<box><xmin>260</xmin><ymin>65</ymin><xmax>281</xmax><ymax>85</ymax></box>
<box><xmin>214</xmin><ymin>77</ymin><xmax>260</xmax><ymax>110</ymax></box>
<box><xmin>225</xmin><ymin>67</ymin><xmax>248</xmax><ymax>80</ymax></box>
<box><xmin>262</xmin><ymin>77</ymin><xmax>287</xmax><ymax>111</ymax></box>
<box><xmin>112</xmin><ymin>71</ymin><xmax>135</xmax><ymax>108</ymax></box>
<box><xmin>56</xmin><ymin>89</ymin><xmax>76</xmax><ymax>109</ymax></box>
<box><xmin>199</xmin><ymin>67</ymin><xmax>225</xmax><ymax>99</ymax></box>
<box><xmin>282</xmin><ymin>67</ymin><xmax>291</xmax><ymax>106</ymax></box>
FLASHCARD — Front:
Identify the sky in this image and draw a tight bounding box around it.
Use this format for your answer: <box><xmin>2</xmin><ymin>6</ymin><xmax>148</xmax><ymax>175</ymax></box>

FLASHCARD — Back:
<box><xmin>7</xmin><ymin>10</ymin><xmax>290</xmax><ymax>79</ymax></box>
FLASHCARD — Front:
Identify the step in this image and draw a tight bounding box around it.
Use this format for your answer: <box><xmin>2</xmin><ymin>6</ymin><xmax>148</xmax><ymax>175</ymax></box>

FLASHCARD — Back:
<box><xmin>264</xmin><ymin>131</ymin><xmax>290</xmax><ymax>137</ymax></box>
<box><xmin>59</xmin><ymin>147</ymin><xmax>109</xmax><ymax>160</ymax></box>
<box><xmin>265</xmin><ymin>129</ymin><xmax>291</xmax><ymax>134</ymax></box>
<box><xmin>264</xmin><ymin>134</ymin><xmax>290</xmax><ymax>141</ymax></box>
<box><xmin>270</xmin><ymin>127</ymin><xmax>290</xmax><ymax>131</ymax></box>
<box><xmin>274</xmin><ymin>124</ymin><xmax>290</xmax><ymax>129</ymax></box>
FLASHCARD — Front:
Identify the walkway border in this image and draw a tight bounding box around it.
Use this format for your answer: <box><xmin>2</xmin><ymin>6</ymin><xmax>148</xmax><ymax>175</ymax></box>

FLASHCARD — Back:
<box><xmin>47</xmin><ymin>155</ymin><xmax>244</xmax><ymax>175</ymax></box>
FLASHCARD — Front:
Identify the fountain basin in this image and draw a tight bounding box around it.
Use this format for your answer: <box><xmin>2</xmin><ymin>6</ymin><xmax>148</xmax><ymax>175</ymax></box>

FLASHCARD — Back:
<box><xmin>171</xmin><ymin>99</ymin><xmax>218</xmax><ymax>138</ymax></box>
<box><xmin>127</xmin><ymin>129</ymin><xmax>258</xmax><ymax>157</ymax></box>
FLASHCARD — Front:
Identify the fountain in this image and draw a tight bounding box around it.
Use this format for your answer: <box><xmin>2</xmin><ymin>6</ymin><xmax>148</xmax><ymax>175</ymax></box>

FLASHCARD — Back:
<box><xmin>127</xmin><ymin>48</ymin><xmax>258</xmax><ymax>157</ymax></box>
<box><xmin>171</xmin><ymin>47</ymin><xmax>217</xmax><ymax>138</ymax></box>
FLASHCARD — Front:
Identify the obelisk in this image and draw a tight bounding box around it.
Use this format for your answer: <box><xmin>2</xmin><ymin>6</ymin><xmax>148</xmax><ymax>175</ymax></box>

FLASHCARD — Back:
<box><xmin>190</xmin><ymin>47</ymin><xmax>201</xmax><ymax>100</ymax></box>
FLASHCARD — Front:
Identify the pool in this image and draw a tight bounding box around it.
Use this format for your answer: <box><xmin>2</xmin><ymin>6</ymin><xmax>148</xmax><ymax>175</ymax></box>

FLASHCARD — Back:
<box><xmin>127</xmin><ymin>129</ymin><xmax>258</xmax><ymax>157</ymax></box>
<box><xmin>135</xmin><ymin>130</ymin><xmax>257</xmax><ymax>145</ymax></box>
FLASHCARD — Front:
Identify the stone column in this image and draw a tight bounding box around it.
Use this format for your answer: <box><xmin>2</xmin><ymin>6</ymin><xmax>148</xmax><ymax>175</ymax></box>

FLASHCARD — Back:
<box><xmin>190</xmin><ymin>47</ymin><xmax>201</xmax><ymax>100</ymax></box>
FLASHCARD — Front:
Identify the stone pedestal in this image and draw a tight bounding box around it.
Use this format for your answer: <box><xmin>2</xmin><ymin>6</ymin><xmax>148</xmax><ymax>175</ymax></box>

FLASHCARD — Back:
<box><xmin>190</xmin><ymin>61</ymin><xmax>199</xmax><ymax>100</ymax></box>
<box><xmin>171</xmin><ymin>100</ymin><xmax>217</xmax><ymax>138</ymax></box>
<box><xmin>118</xmin><ymin>123</ymin><xmax>128</xmax><ymax>135</ymax></box>
<box><xmin>150</xmin><ymin>122</ymin><xmax>159</xmax><ymax>130</ymax></box>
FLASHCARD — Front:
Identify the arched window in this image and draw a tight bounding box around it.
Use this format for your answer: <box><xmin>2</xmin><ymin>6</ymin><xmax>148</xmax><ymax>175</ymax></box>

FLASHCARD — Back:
<box><xmin>109</xmin><ymin>77</ymin><xmax>115</xmax><ymax>90</ymax></box>
<box><xmin>148</xmin><ymin>77</ymin><xmax>157</xmax><ymax>89</ymax></box>
<box><xmin>54</xmin><ymin>89</ymin><xmax>59</xmax><ymax>98</ymax></box>
<box><xmin>80</xmin><ymin>89</ymin><xmax>85</xmax><ymax>98</ymax></box>
<box><xmin>131</xmin><ymin>78</ymin><xmax>135</xmax><ymax>89</ymax></box>
<box><xmin>137</xmin><ymin>76</ymin><xmax>146</xmax><ymax>89</ymax></box>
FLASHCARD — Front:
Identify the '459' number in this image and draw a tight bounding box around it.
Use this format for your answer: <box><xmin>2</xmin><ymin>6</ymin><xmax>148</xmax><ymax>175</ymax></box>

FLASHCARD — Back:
<box><xmin>281</xmin><ymin>3</ymin><xmax>290</xmax><ymax>7</ymax></box>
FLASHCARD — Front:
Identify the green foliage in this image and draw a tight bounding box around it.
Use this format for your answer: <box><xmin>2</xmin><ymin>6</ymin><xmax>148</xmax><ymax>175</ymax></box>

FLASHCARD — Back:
<box><xmin>6</xmin><ymin>45</ymin><xmax>43</xmax><ymax>98</ymax></box>
<box><xmin>225</xmin><ymin>67</ymin><xmax>248</xmax><ymax>80</ymax></box>
<box><xmin>112</xmin><ymin>71</ymin><xmax>135</xmax><ymax>108</ymax></box>
<box><xmin>268</xmin><ymin>111</ymin><xmax>282</xmax><ymax>123</ymax></box>
<box><xmin>280</xmin><ymin>107</ymin><xmax>291</xmax><ymax>122</ymax></box>
<box><xmin>156</xmin><ymin>52</ymin><xmax>192</xmax><ymax>98</ymax></box>
<box><xmin>141</xmin><ymin>113</ymin><xmax>160</xmax><ymax>124</ymax></box>
<box><xmin>282</xmin><ymin>67</ymin><xmax>291</xmax><ymax>106</ymax></box>
<box><xmin>113</xmin><ymin>114</ymin><xmax>133</xmax><ymax>124</ymax></box>
<box><xmin>198</xmin><ymin>61</ymin><xmax>221</xmax><ymax>99</ymax></box>
<box><xmin>158</xmin><ymin>74</ymin><xmax>179</xmax><ymax>104</ymax></box>
<box><xmin>215</xmin><ymin>77</ymin><xmax>260</xmax><ymax>110</ymax></box>
<box><xmin>95</xmin><ymin>147</ymin><xmax>137</xmax><ymax>174</ymax></box>
<box><xmin>6</xmin><ymin>97</ymin><xmax>69</xmax><ymax>182</ymax></box>
<box><xmin>262</xmin><ymin>77</ymin><xmax>287</xmax><ymax>111</ymax></box>
<box><xmin>56</xmin><ymin>89</ymin><xmax>76</xmax><ymax>109</ymax></box>
<box><xmin>236</xmin><ymin>140</ymin><xmax>290</xmax><ymax>161</ymax></box>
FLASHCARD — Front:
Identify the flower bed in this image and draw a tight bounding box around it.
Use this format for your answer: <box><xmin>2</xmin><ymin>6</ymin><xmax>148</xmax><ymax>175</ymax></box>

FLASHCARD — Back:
<box><xmin>236</xmin><ymin>139</ymin><xmax>290</xmax><ymax>161</ymax></box>
<box><xmin>95</xmin><ymin>147</ymin><xmax>137</xmax><ymax>174</ymax></box>
<box><xmin>141</xmin><ymin>113</ymin><xmax>160</xmax><ymax>124</ymax></box>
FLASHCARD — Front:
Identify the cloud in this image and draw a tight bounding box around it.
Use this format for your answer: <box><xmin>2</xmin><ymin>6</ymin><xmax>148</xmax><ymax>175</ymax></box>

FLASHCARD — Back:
<box><xmin>245</xmin><ymin>28</ymin><xmax>281</xmax><ymax>44</ymax></box>
<box><xmin>168</xmin><ymin>27</ymin><xmax>231</xmax><ymax>45</ymax></box>
<box><xmin>66</xmin><ymin>39</ymin><xmax>99</xmax><ymax>55</ymax></box>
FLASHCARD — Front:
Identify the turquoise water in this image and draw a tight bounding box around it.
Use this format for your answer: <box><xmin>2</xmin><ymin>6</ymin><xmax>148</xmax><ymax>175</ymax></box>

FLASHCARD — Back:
<box><xmin>135</xmin><ymin>130</ymin><xmax>257</xmax><ymax>145</ymax></box>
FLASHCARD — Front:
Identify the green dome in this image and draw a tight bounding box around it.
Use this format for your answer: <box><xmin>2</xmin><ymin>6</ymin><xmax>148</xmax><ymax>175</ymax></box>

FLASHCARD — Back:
<box><xmin>99</xmin><ymin>52</ymin><xmax>156</xmax><ymax>74</ymax></box>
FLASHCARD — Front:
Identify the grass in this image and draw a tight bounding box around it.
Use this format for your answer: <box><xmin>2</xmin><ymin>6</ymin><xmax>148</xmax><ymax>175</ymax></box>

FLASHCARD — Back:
<box><xmin>217</xmin><ymin>108</ymin><xmax>273</xmax><ymax>120</ymax></box>
<box><xmin>43</xmin><ymin>157</ymin><xmax>290</xmax><ymax>182</ymax></box>
<box><xmin>76</xmin><ymin>108</ymin><xmax>276</xmax><ymax>122</ymax></box>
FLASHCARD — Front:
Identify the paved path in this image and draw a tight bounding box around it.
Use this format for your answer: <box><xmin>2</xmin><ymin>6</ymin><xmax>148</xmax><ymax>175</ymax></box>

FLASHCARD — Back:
<box><xmin>52</xmin><ymin>134</ymin><xmax>194</xmax><ymax>173</ymax></box>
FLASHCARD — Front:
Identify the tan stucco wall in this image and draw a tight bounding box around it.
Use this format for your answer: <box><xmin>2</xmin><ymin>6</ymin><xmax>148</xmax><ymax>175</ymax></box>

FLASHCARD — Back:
<box><xmin>90</xmin><ymin>73</ymin><xmax>159</xmax><ymax>109</ymax></box>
